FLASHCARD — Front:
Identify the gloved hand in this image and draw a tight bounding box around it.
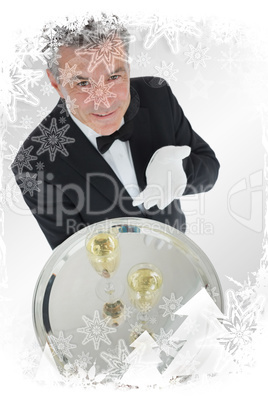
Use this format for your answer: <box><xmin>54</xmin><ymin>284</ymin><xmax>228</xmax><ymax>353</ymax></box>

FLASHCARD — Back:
<box><xmin>132</xmin><ymin>145</ymin><xmax>191</xmax><ymax>210</ymax></box>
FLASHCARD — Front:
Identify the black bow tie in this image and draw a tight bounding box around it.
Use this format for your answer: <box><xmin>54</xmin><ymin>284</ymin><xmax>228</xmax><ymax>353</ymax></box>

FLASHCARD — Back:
<box><xmin>96</xmin><ymin>120</ymin><xmax>134</xmax><ymax>154</ymax></box>
<box><xmin>96</xmin><ymin>86</ymin><xmax>140</xmax><ymax>154</ymax></box>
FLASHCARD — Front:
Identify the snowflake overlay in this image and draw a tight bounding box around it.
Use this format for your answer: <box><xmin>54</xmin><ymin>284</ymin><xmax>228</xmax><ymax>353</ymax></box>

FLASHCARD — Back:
<box><xmin>62</xmin><ymin>361</ymin><xmax>106</xmax><ymax>387</ymax></box>
<box><xmin>218</xmin><ymin>290</ymin><xmax>264</xmax><ymax>356</ymax></box>
<box><xmin>0</xmin><ymin>61</ymin><xmax>43</xmax><ymax>122</ymax></box>
<box><xmin>135</xmin><ymin>52</ymin><xmax>151</xmax><ymax>67</ymax></box>
<box><xmin>205</xmin><ymin>284</ymin><xmax>220</xmax><ymax>303</ymax></box>
<box><xmin>76</xmin><ymin>30</ymin><xmax>130</xmax><ymax>72</ymax></box>
<box><xmin>82</xmin><ymin>75</ymin><xmax>116</xmax><ymax>110</ymax></box>
<box><xmin>74</xmin><ymin>351</ymin><xmax>93</xmax><ymax>370</ymax></box>
<box><xmin>57</xmin><ymin>96</ymin><xmax>79</xmax><ymax>116</ymax></box>
<box><xmin>159</xmin><ymin>293</ymin><xmax>183</xmax><ymax>321</ymax></box>
<box><xmin>154</xmin><ymin>328</ymin><xmax>180</xmax><ymax>356</ymax></box>
<box><xmin>18</xmin><ymin>172</ymin><xmax>42</xmax><ymax>196</ymax></box>
<box><xmin>154</xmin><ymin>61</ymin><xmax>179</xmax><ymax>85</ymax></box>
<box><xmin>217</xmin><ymin>48</ymin><xmax>243</xmax><ymax>73</ymax></box>
<box><xmin>11</xmin><ymin>144</ymin><xmax>37</xmax><ymax>174</ymax></box>
<box><xmin>100</xmin><ymin>339</ymin><xmax>130</xmax><ymax>380</ymax></box>
<box><xmin>128</xmin><ymin>322</ymin><xmax>144</xmax><ymax>340</ymax></box>
<box><xmin>36</xmin><ymin>161</ymin><xmax>45</xmax><ymax>171</ymax></box>
<box><xmin>32</xmin><ymin>117</ymin><xmax>74</xmax><ymax>162</ymax></box>
<box><xmin>49</xmin><ymin>330</ymin><xmax>77</xmax><ymax>363</ymax></box>
<box><xmin>37</xmin><ymin>106</ymin><xmax>50</xmax><ymax>119</ymax></box>
<box><xmin>19</xmin><ymin>343</ymin><xmax>42</xmax><ymax>378</ymax></box>
<box><xmin>77</xmin><ymin>310</ymin><xmax>117</xmax><ymax>350</ymax></box>
<box><xmin>4</xmin><ymin>142</ymin><xmax>23</xmax><ymax>165</ymax></box>
<box><xmin>128</xmin><ymin>15</ymin><xmax>202</xmax><ymax>54</ymax></box>
<box><xmin>184</xmin><ymin>43</ymin><xmax>211</xmax><ymax>69</ymax></box>
<box><xmin>58</xmin><ymin>63</ymin><xmax>82</xmax><ymax>87</ymax></box>
<box><xmin>40</xmin><ymin>82</ymin><xmax>54</xmax><ymax>96</ymax></box>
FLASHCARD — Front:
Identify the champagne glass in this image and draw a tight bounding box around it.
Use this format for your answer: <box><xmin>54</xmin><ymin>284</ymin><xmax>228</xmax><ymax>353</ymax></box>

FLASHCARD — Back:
<box><xmin>127</xmin><ymin>263</ymin><xmax>163</xmax><ymax>322</ymax></box>
<box><xmin>86</xmin><ymin>232</ymin><xmax>122</xmax><ymax>302</ymax></box>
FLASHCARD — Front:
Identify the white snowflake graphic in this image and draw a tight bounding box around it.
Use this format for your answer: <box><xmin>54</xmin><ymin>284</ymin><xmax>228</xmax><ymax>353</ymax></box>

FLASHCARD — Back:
<box><xmin>35</xmin><ymin>161</ymin><xmax>45</xmax><ymax>171</ymax></box>
<box><xmin>128</xmin><ymin>322</ymin><xmax>144</xmax><ymax>339</ymax></box>
<box><xmin>184</xmin><ymin>43</ymin><xmax>211</xmax><ymax>69</ymax></box>
<box><xmin>37</xmin><ymin>106</ymin><xmax>50</xmax><ymax>120</ymax></box>
<box><xmin>210</xmin><ymin>20</ymin><xmax>245</xmax><ymax>45</ymax></box>
<box><xmin>41</xmin><ymin>22</ymin><xmax>62</xmax><ymax>54</ymax></box>
<box><xmin>205</xmin><ymin>284</ymin><xmax>220</xmax><ymax>303</ymax></box>
<box><xmin>46</xmin><ymin>51</ymin><xmax>62</xmax><ymax>71</ymax></box>
<box><xmin>147</xmin><ymin>313</ymin><xmax>158</xmax><ymax>326</ymax></box>
<box><xmin>154</xmin><ymin>328</ymin><xmax>180</xmax><ymax>356</ymax></box>
<box><xmin>100</xmin><ymin>339</ymin><xmax>130</xmax><ymax>379</ymax></box>
<box><xmin>159</xmin><ymin>293</ymin><xmax>183</xmax><ymax>321</ymax></box>
<box><xmin>10</xmin><ymin>144</ymin><xmax>37</xmax><ymax>174</ymax></box>
<box><xmin>128</xmin><ymin>15</ymin><xmax>201</xmax><ymax>54</ymax></box>
<box><xmin>18</xmin><ymin>172</ymin><xmax>42</xmax><ymax>196</ymax></box>
<box><xmin>82</xmin><ymin>75</ymin><xmax>116</xmax><ymax>110</ymax></box>
<box><xmin>76</xmin><ymin>30</ymin><xmax>130</xmax><ymax>72</ymax></box>
<box><xmin>58</xmin><ymin>63</ymin><xmax>82</xmax><ymax>87</ymax></box>
<box><xmin>74</xmin><ymin>351</ymin><xmax>93</xmax><ymax>370</ymax></box>
<box><xmin>122</xmin><ymin>305</ymin><xmax>135</xmax><ymax>321</ymax></box>
<box><xmin>32</xmin><ymin>117</ymin><xmax>74</xmax><ymax>162</ymax></box>
<box><xmin>154</xmin><ymin>61</ymin><xmax>179</xmax><ymax>85</ymax></box>
<box><xmin>57</xmin><ymin>100</ymin><xmax>69</xmax><ymax>115</ymax></box>
<box><xmin>62</xmin><ymin>361</ymin><xmax>106</xmax><ymax>387</ymax></box>
<box><xmin>59</xmin><ymin>116</ymin><xmax>67</xmax><ymax>124</ymax></box>
<box><xmin>14</xmin><ymin>36</ymin><xmax>50</xmax><ymax>68</ymax></box>
<box><xmin>19</xmin><ymin>343</ymin><xmax>42</xmax><ymax>378</ymax></box>
<box><xmin>218</xmin><ymin>290</ymin><xmax>264</xmax><ymax>355</ymax></box>
<box><xmin>0</xmin><ymin>61</ymin><xmax>42</xmax><ymax>122</ymax></box>
<box><xmin>4</xmin><ymin>141</ymin><xmax>23</xmax><ymax>163</ymax></box>
<box><xmin>135</xmin><ymin>52</ymin><xmax>151</xmax><ymax>67</ymax></box>
<box><xmin>57</xmin><ymin>97</ymin><xmax>79</xmax><ymax>116</ymax></box>
<box><xmin>40</xmin><ymin>82</ymin><xmax>54</xmax><ymax>96</ymax></box>
<box><xmin>20</xmin><ymin>115</ymin><xmax>34</xmax><ymax>129</ymax></box>
<box><xmin>77</xmin><ymin>310</ymin><xmax>116</xmax><ymax>350</ymax></box>
<box><xmin>0</xmin><ymin>182</ymin><xmax>20</xmax><ymax>207</ymax></box>
<box><xmin>65</xmin><ymin>96</ymin><xmax>79</xmax><ymax>115</ymax></box>
<box><xmin>217</xmin><ymin>48</ymin><xmax>243</xmax><ymax>73</ymax></box>
<box><xmin>180</xmin><ymin>317</ymin><xmax>200</xmax><ymax>336</ymax></box>
<box><xmin>49</xmin><ymin>330</ymin><xmax>77</xmax><ymax>362</ymax></box>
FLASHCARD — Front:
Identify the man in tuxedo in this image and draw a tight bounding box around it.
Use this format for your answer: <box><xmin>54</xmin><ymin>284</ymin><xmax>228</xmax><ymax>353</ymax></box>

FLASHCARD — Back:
<box><xmin>12</xmin><ymin>17</ymin><xmax>220</xmax><ymax>249</ymax></box>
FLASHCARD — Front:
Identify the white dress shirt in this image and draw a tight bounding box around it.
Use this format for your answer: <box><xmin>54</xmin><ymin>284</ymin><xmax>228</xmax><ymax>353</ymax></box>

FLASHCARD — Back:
<box><xmin>69</xmin><ymin>114</ymin><xmax>141</xmax><ymax>201</ymax></box>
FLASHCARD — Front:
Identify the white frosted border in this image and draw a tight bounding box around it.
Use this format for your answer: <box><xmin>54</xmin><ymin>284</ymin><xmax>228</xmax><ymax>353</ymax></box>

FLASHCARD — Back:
<box><xmin>0</xmin><ymin>2</ymin><xmax>267</xmax><ymax>398</ymax></box>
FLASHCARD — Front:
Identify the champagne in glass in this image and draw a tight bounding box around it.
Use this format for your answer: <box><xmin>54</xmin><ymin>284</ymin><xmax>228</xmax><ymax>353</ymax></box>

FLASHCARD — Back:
<box><xmin>86</xmin><ymin>232</ymin><xmax>122</xmax><ymax>301</ymax></box>
<box><xmin>127</xmin><ymin>263</ymin><xmax>163</xmax><ymax>319</ymax></box>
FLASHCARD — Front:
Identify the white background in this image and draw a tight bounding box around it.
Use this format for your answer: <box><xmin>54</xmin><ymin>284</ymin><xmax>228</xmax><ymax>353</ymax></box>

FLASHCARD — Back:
<box><xmin>0</xmin><ymin>0</ymin><xmax>267</xmax><ymax>400</ymax></box>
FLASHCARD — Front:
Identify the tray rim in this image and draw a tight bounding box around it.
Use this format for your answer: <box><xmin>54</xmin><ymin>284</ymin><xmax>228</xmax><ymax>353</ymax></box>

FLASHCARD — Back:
<box><xmin>32</xmin><ymin>217</ymin><xmax>224</xmax><ymax>349</ymax></box>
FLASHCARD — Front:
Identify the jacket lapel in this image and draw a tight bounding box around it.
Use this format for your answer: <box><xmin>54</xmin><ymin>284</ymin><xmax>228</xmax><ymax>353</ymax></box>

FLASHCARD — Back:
<box><xmin>57</xmin><ymin>113</ymin><xmax>145</xmax><ymax>216</ymax></box>
<box><xmin>129</xmin><ymin>107</ymin><xmax>153</xmax><ymax>191</ymax></box>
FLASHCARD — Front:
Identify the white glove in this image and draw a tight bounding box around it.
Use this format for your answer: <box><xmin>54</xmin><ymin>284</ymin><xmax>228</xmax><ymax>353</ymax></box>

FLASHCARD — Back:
<box><xmin>133</xmin><ymin>145</ymin><xmax>191</xmax><ymax>210</ymax></box>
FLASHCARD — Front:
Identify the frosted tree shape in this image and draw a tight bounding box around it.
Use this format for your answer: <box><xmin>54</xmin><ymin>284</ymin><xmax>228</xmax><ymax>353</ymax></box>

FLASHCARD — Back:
<box><xmin>120</xmin><ymin>330</ymin><xmax>163</xmax><ymax>386</ymax></box>
<box><xmin>163</xmin><ymin>288</ymin><xmax>237</xmax><ymax>379</ymax></box>
<box><xmin>35</xmin><ymin>342</ymin><xmax>63</xmax><ymax>384</ymax></box>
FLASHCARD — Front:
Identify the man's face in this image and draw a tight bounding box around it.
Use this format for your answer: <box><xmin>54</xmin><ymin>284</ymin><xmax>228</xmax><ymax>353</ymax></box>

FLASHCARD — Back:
<box><xmin>47</xmin><ymin>44</ymin><xmax>131</xmax><ymax>136</ymax></box>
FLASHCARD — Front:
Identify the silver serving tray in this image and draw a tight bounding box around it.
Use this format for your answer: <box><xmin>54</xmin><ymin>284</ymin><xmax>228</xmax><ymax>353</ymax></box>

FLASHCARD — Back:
<box><xmin>32</xmin><ymin>217</ymin><xmax>223</xmax><ymax>377</ymax></box>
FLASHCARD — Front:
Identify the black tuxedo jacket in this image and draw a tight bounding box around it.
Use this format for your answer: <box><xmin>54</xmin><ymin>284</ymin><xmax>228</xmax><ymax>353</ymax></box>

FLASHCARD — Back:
<box><xmin>12</xmin><ymin>77</ymin><xmax>220</xmax><ymax>249</ymax></box>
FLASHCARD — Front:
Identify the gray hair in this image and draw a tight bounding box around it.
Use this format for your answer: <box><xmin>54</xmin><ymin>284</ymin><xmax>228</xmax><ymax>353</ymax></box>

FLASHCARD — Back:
<box><xmin>42</xmin><ymin>14</ymin><xmax>131</xmax><ymax>79</ymax></box>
